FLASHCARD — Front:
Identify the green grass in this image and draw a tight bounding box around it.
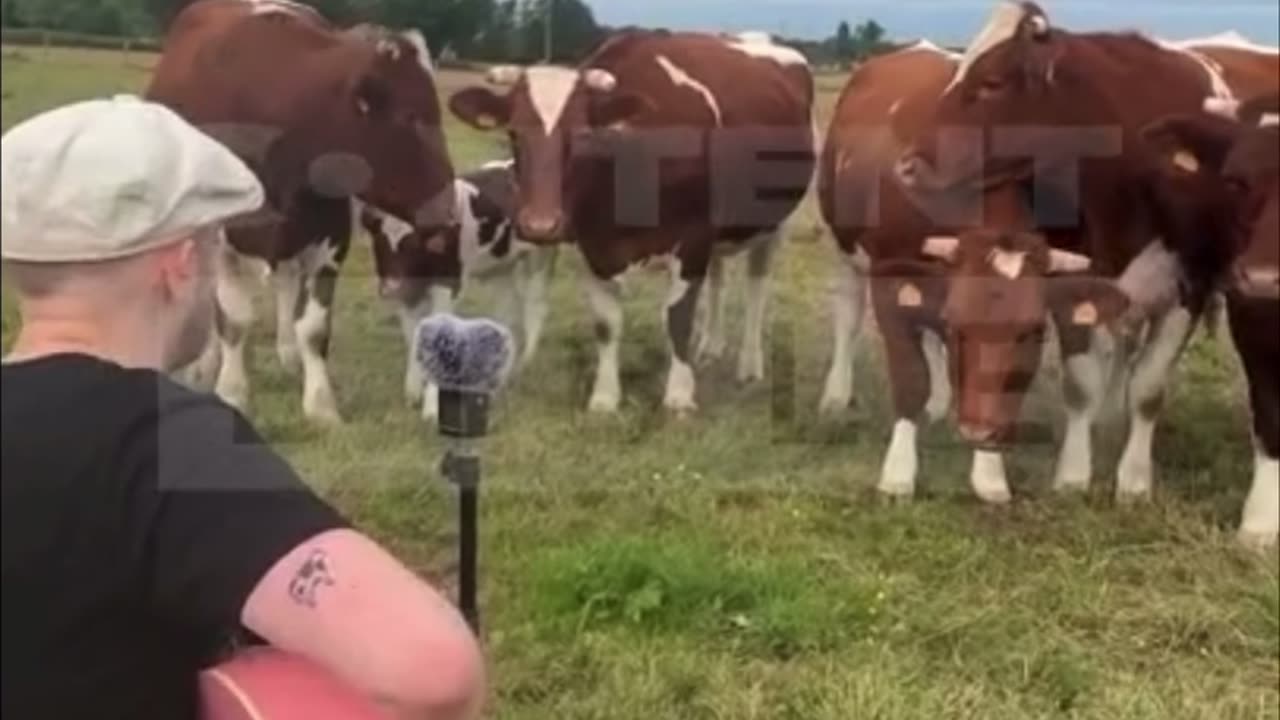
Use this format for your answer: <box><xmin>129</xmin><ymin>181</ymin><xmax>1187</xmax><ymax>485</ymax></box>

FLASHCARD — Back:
<box><xmin>3</xmin><ymin>45</ymin><xmax>1278</xmax><ymax>719</ymax></box>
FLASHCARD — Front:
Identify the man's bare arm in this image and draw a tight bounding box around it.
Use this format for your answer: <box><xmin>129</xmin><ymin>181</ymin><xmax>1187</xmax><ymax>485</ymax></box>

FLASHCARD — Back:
<box><xmin>241</xmin><ymin>528</ymin><xmax>485</xmax><ymax>720</ymax></box>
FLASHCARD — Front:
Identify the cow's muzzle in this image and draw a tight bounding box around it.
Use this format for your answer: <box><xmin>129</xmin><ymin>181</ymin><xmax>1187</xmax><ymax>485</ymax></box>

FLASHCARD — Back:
<box><xmin>517</xmin><ymin>210</ymin><xmax>565</xmax><ymax>243</ymax></box>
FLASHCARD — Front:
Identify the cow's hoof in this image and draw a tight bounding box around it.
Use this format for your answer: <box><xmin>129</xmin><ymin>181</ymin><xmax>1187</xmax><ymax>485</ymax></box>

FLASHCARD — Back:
<box><xmin>587</xmin><ymin>393</ymin><xmax>621</xmax><ymax>414</ymax></box>
<box><xmin>1237</xmin><ymin>528</ymin><xmax>1278</xmax><ymax>553</ymax></box>
<box><xmin>924</xmin><ymin>395</ymin><xmax>951</xmax><ymax>424</ymax></box>
<box><xmin>277</xmin><ymin>345</ymin><xmax>301</xmax><ymax>375</ymax></box>
<box><xmin>215</xmin><ymin>382</ymin><xmax>250</xmax><ymax>416</ymax></box>
<box><xmin>975</xmin><ymin>487</ymin><xmax>1012</xmax><ymax>505</ymax></box>
<box><xmin>876</xmin><ymin>482</ymin><xmax>914</xmax><ymax>503</ymax></box>
<box><xmin>304</xmin><ymin>393</ymin><xmax>345</xmax><ymax>427</ymax></box>
<box><xmin>1053</xmin><ymin>475</ymin><xmax>1091</xmax><ymax>495</ymax></box>
<box><xmin>1115</xmin><ymin>462</ymin><xmax>1153</xmax><ymax>505</ymax></box>
<box><xmin>663</xmin><ymin>397</ymin><xmax>698</xmax><ymax>418</ymax></box>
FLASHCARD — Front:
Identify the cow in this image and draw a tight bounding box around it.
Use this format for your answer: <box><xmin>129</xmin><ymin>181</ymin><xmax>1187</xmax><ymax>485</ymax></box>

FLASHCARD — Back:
<box><xmin>816</xmin><ymin>38</ymin><xmax>1064</xmax><ymax>502</ymax></box>
<box><xmin>1139</xmin><ymin>92</ymin><xmax>1279</xmax><ymax>548</ymax></box>
<box><xmin>359</xmin><ymin>159</ymin><xmax>558</xmax><ymax>421</ymax></box>
<box><xmin>146</xmin><ymin>0</ymin><xmax>457</xmax><ymax>425</ymax></box>
<box><xmin>447</xmin><ymin>30</ymin><xmax>816</xmax><ymax>416</ymax></box>
<box><xmin>888</xmin><ymin>1</ymin><xmax>1278</xmax><ymax>506</ymax></box>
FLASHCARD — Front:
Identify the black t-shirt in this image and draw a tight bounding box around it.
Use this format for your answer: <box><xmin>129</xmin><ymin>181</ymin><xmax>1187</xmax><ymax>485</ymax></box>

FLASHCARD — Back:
<box><xmin>1</xmin><ymin>353</ymin><xmax>350</xmax><ymax>720</ymax></box>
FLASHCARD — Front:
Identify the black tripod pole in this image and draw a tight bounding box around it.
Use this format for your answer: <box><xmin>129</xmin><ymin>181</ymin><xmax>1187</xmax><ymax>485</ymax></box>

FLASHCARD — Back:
<box><xmin>441</xmin><ymin>446</ymin><xmax>480</xmax><ymax>634</ymax></box>
<box><xmin>436</xmin><ymin>388</ymin><xmax>491</xmax><ymax>637</ymax></box>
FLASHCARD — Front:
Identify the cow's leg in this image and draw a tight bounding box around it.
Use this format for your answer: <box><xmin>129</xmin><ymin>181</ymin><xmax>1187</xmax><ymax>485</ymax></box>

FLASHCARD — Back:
<box><xmin>819</xmin><ymin>248</ymin><xmax>869</xmax><ymax>414</ymax></box>
<box><xmin>1052</xmin><ymin>325</ymin><xmax>1114</xmax><ymax>493</ymax></box>
<box><xmin>921</xmin><ymin>328</ymin><xmax>952</xmax><ymax>422</ymax></box>
<box><xmin>1116</xmin><ymin>305</ymin><xmax>1195</xmax><ymax>502</ymax></box>
<box><xmin>870</xmin><ymin>290</ymin><xmax>933</xmax><ymax>499</ymax></box>
<box><xmin>586</xmin><ymin>274</ymin><xmax>624</xmax><ymax>413</ymax></box>
<box><xmin>272</xmin><ymin>258</ymin><xmax>304</xmax><ymax>374</ymax></box>
<box><xmin>415</xmin><ymin>285</ymin><xmax>455</xmax><ymax>423</ymax></box>
<box><xmin>695</xmin><ymin>252</ymin><xmax>728</xmax><ymax>364</ymax></box>
<box><xmin>737</xmin><ymin>230</ymin><xmax>779</xmax><ymax>384</ymax></box>
<box><xmin>295</xmin><ymin>239</ymin><xmax>345</xmax><ymax>425</ymax></box>
<box><xmin>519</xmin><ymin>247</ymin><xmax>555</xmax><ymax>366</ymax></box>
<box><xmin>213</xmin><ymin>243</ymin><xmax>259</xmax><ymax>413</ymax></box>
<box><xmin>664</xmin><ymin>248</ymin><xmax>708</xmax><ymax>415</ymax></box>
<box><xmin>1230</xmin><ymin>305</ymin><xmax>1279</xmax><ymax>549</ymax></box>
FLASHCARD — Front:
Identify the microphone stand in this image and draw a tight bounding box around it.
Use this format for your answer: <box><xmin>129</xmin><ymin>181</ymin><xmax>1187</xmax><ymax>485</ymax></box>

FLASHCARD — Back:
<box><xmin>436</xmin><ymin>388</ymin><xmax>490</xmax><ymax>636</ymax></box>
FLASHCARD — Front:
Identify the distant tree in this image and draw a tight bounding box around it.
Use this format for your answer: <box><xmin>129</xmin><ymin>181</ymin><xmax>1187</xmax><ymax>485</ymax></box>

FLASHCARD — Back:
<box><xmin>850</xmin><ymin>19</ymin><xmax>887</xmax><ymax>59</ymax></box>
<box><xmin>833</xmin><ymin>20</ymin><xmax>853</xmax><ymax>61</ymax></box>
<box><xmin>517</xmin><ymin>0</ymin><xmax>601</xmax><ymax>63</ymax></box>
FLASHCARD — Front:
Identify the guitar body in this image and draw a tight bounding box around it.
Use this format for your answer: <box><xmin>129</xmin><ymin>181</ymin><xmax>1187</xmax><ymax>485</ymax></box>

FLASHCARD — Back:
<box><xmin>199</xmin><ymin>647</ymin><xmax>392</xmax><ymax>720</ymax></box>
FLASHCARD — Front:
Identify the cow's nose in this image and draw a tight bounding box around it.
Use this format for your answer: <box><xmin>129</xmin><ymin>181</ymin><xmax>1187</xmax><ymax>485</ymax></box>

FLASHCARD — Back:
<box><xmin>518</xmin><ymin>210</ymin><xmax>563</xmax><ymax>241</ymax></box>
<box><xmin>1234</xmin><ymin>264</ymin><xmax>1280</xmax><ymax>299</ymax></box>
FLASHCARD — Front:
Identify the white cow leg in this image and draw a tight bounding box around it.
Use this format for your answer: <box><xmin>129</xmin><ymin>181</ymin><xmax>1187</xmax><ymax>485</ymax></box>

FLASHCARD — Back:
<box><xmin>585</xmin><ymin>275</ymin><xmax>624</xmax><ymax>413</ymax></box>
<box><xmin>1053</xmin><ymin>331</ymin><xmax>1111</xmax><ymax>493</ymax></box>
<box><xmin>520</xmin><ymin>247</ymin><xmax>555</xmax><ymax>366</ymax></box>
<box><xmin>416</xmin><ymin>285</ymin><xmax>454</xmax><ymax>423</ymax></box>
<box><xmin>878</xmin><ymin>419</ymin><xmax>919</xmax><ymax>499</ymax></box>
<box><xmin>695</xmin><ymin>252</ymin><xmax>728</xmax><ymax>364</ymax></box>
<box><xmin>737</xmin><ymin>231</ymin><xmax>778</xmax><ymax>384</ymax></box>
<box><xmin>273</xmin><ymin>258</ymin><xmax>303</xmax><ymax>374</ymax></box>
<box><xmin>398</xmin><ymin>295</ymin><xmax>433</xmax><ymax>407</ymax></box>
<box><xmin>1117</xmin><ymin>306</ymin><xmax>1194</xmax><ymax>502</ymax></box>
<box><xmin>295</xmin><ymin>244</ymin><xmax>344</xmax><ymax>425</ymax></box>
<box><xmin>664</xmin><ymin>259</ymin><xmax>703</xmax><ymax>414</ymax></box>
<box><xmin>1239</xmin><ymin>448</ymin><xmax>1279</xmax><ymax>550</ymax></box>
<box><xmin>921</xmin><ymin>329</ymin><xmax>952</xmax><ymax>423</ymax></box>
<box><xmin>213</xmin><ymin>244</ymin><xmax>258</xmax><ymax>413</ymax></box>
<box><xmin>819</xmin><ymin>249</ymin><xmax>868</xmax><ymax>414</ymax></box>
<box><xmin>969</xmin><ymin>450</ymin><xmax>1011</xmax><ymax>505</ymax></box>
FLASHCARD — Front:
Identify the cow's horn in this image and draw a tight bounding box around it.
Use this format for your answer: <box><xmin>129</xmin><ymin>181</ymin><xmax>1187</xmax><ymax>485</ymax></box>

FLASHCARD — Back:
<box><xmin>582</xmin><ymin>68</ymin><xmax>618</xmax><ymax>92</ymax></box>
<box><xmin>1047</xmin><ymin>249</ymin><xmax>1092</xmax><ymax>274</ymax></box>
<box><xmin>921</xmin><ymin>235</ymin><xmax>960</xmax><ymax>263</ymax></box>
<box><xmin>486</xmin><ymin>65</ymin><xmax>524</xmax><ymax>86</ymax></box>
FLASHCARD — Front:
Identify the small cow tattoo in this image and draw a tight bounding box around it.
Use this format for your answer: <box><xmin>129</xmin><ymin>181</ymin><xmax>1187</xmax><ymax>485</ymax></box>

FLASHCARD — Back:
<box><xmin>288</xmin><ymin>549</ymin><xmax>336</xmax><ymax>608</ymax></box>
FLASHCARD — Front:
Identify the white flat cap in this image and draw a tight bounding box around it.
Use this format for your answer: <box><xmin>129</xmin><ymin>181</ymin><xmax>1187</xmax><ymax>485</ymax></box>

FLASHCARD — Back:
<box><xmin>1</xmin><ymin>94</ymin><xmax>264</xmax><ymax>263</ymax></box>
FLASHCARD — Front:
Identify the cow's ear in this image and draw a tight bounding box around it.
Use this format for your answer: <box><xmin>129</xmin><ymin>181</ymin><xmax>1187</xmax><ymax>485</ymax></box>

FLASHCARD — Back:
<box><xmin>873</xmin><ymin>259</ymin><xmax>949</xmax><ymax>322</ymax></box>
<box><xmin>589</xmin><ymin>91</ymin><xmax>653</xmax><ymax>129</ymax></box>
<box><xmin>1047</xmin><ymin>276</ymin><xmax>1130</xmax><ymax>329</ymax></box>
<box><xmin>449</xmin><ymin>87</ymin><xmax>511</xmax><ymax>131</ymax></box>
<box><xmin>1140</xmin><ymin>114</ymin><xmax>1239</xmax><ymax>176</ymax></box>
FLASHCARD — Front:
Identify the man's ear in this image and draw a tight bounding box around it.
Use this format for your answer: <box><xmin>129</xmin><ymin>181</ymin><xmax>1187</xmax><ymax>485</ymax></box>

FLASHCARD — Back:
<box><xmin>589</xmin><ymin>91</ymin><xmax>653</xmax><ymax>129</ymax></box>
<box><xmin>873</xmin><ymin>258</ymin><xmax>949</xmax><ymax>322</ymax></box>
<box><xmin>448</xmin><ymin>87</ymin><xmax>511</xmax><ymax>131</ymax></box>
<box><xmin>1047</xmin><ymin>276</ymin><xmax>1130</xmax><ymax>329</ymax></box>
<box><xmin>1139</xmin><ymin>113</ymin><xmax>1239</xmax><ymax>177</ymax></box>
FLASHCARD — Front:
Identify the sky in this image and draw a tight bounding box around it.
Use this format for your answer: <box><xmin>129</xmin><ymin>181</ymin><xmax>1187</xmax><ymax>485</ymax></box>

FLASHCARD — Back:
<box><xmin>588</xmin><ymin>0</ymin><xmax>1280</xmax><ymax>46</ymax></box>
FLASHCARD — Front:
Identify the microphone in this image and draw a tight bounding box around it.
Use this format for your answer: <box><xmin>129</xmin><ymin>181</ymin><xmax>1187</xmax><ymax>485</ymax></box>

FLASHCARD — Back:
<box><xmin>414</xmin><ymin>314</ymin><xmax>516</xmax><ymax>439</ymax></box>
<box><xmin>412</xmin><ymin>313</ymin><xmax>515</xmax><ymax>637</ymax></box>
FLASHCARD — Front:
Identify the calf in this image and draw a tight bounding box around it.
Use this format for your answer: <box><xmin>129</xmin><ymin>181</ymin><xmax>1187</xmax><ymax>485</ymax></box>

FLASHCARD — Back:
<box><xmin>361</xmin><ymin>160</ymin><xmax>557</xmax><ymax>420</ymax></box>
<box><xmin>1139</xmin><ymin>92</ymin><xmax>1279</xmax><ymax>548</ymax></box>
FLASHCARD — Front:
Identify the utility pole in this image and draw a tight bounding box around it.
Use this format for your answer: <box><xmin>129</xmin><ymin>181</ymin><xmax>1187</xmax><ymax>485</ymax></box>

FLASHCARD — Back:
<box><xmin>542</xmin><ymin>0</ymin><xmax>554</xmax><ymax>62</ymax></box>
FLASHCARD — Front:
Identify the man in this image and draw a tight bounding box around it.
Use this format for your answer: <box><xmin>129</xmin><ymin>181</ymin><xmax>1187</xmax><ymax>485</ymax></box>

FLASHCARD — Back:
<box><xmin>0</xmin><ymin>96</ymin><xmax>485</xmax><ymax>719</ymax></box>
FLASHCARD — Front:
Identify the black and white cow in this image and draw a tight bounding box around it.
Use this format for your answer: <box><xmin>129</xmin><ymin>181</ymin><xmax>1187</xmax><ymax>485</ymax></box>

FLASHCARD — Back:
<box><xmin>362</xmin><ymin>160</ymin><xmax>558</xmax><ymax>420</ymax></box>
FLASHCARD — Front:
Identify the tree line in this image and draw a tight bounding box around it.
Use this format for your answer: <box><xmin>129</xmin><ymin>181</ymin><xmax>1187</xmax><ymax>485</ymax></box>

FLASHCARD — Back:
<box><xmin>0</xmin><ymin>0</ymin><xmax>901</xmax><ymax>66</ymax></box>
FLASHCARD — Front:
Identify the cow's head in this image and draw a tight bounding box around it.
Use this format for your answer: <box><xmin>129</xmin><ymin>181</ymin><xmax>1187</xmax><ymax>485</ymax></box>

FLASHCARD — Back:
<box><xmin>883</xmin><ymin>230</ymin><xmax>1130</xmax><ymax>446</ymax></box>
<box><xmin>1140</xmin><ymin>93</ymin><xmax>1280</xmax><ymax>300</ymax></box>
<box><xmin>307</xmin><ymin>27</ymin><xmax>456</xmax><ymax>241</ymax></box>
<box><xmin>447</xmin><ymin>65</ymin><xmax>652</xmax><ymax>242</ymax></box>
<box><xmin>360</xmin><ymin>194</ymin><xmax>462</xmax><ymax>304</ymax></box>
<box><xmin>896</xmin><ymin>2</ymin><xmax>1108</xmax><ymax>191</ymax></box>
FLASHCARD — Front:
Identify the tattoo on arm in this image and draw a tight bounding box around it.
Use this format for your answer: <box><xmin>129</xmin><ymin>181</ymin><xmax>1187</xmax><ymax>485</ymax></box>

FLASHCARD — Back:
<box><xmin>288</xmin><ymin>549</ymin><xmax>336</xmax><ymax>608</ymax></box>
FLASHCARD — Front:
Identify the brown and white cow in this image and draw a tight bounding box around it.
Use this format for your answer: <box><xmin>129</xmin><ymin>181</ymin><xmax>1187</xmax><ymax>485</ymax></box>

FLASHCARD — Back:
<box><xmin>448</xmin><ymin>30</ymin><xmax>815</xmax><ymax>414</ymax></box>
<box><xmin>146</xmin><ymin>0</ymin><xmax>456</xmax><ymax>424</ymax></box>
<box><xmin>817</xmin><ymin>38</ymin><xmax>1079</xmax><ymax>501</ymax></box>
<box><xmin>1139</xmin><ymin>92</ymin><xmax>1279</xmax><ymax>547</ymax></box>
<box><xmin>888</xmin><ymin>1</ymin><xmax>1278</xmax><ymax>504</ymax></box>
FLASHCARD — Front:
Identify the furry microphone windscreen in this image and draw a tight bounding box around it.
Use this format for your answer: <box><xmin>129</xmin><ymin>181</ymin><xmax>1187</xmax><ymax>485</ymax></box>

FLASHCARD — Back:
<box><xmin>414</xmin><ymin>314</ymin><xmax>515</xmax><ymax>393</ymax></box>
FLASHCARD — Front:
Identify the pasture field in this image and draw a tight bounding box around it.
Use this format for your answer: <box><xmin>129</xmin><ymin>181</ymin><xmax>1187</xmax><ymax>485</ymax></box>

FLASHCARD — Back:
<box><xmin>2</xmin><ymin>46</ymin><xmax>1277</xmax><ymax>719</ymax></box>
